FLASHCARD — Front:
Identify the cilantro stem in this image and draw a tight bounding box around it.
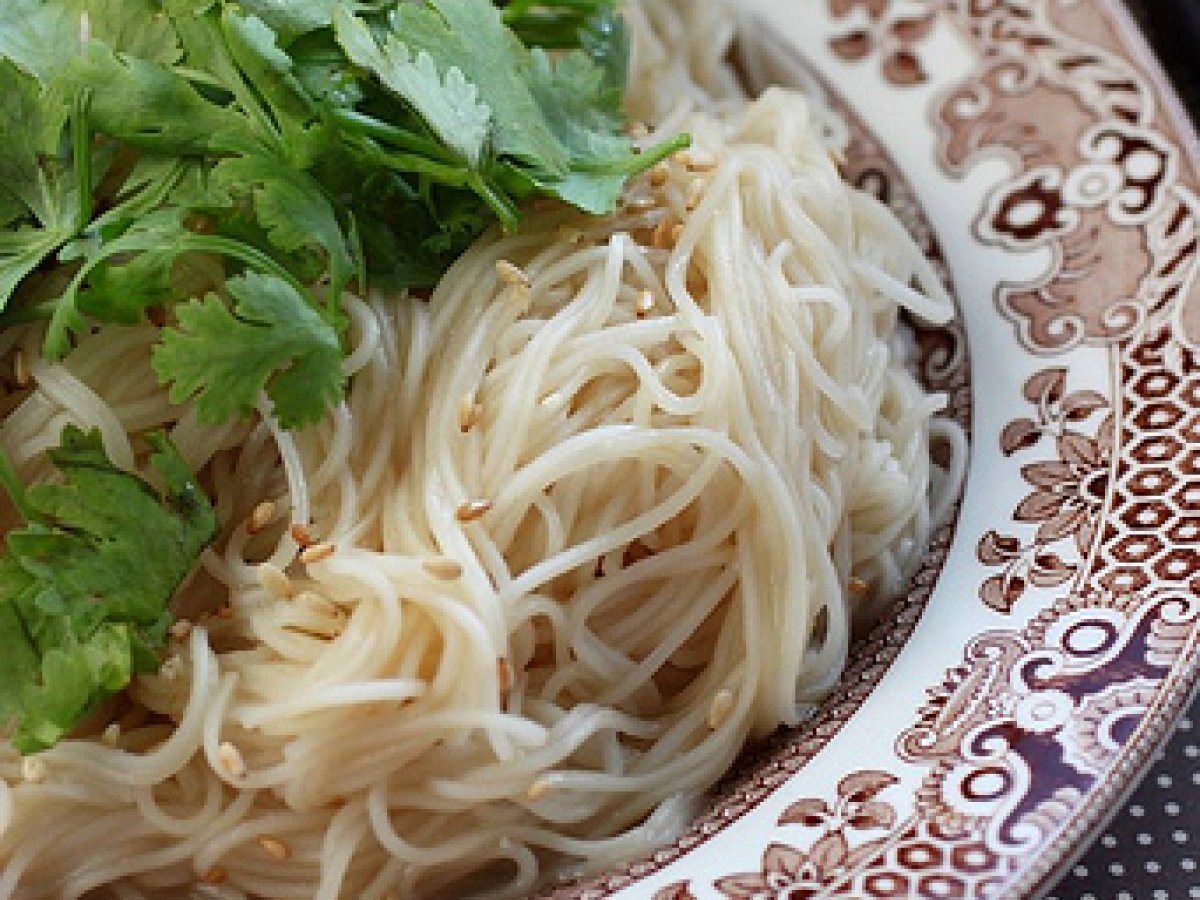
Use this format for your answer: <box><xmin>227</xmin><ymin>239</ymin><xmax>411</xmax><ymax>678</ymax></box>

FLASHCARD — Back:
<box><xmin>468</xmin><ymin>173</ymin><xmax>521</xmax><ymax>233</ymax></box>
<box><xmin>0</xmin><ymin>446</ymin><xmax>38</xmax><ymax>524</ymax></box>
<box><xmin>330</xmin><ymin>109</ymin><xmax>457</xmax><ymax>165</ymax></box>
<box><xmin>592</xmin><ymin>132</ymin><xmax>691</xmax><ymax>176</ymax></box>
<box><xmin>72</xmin><ymin>90</ymin><xmax>94</xmax><ymax>235</ymax></box>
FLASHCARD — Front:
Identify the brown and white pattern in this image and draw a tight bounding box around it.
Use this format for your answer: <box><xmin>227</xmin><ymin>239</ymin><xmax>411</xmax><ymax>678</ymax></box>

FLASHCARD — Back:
<box><xmin>546</xmin><ymin>1</ymin><xmax>1200</xmax><ymax>898</ymax></box>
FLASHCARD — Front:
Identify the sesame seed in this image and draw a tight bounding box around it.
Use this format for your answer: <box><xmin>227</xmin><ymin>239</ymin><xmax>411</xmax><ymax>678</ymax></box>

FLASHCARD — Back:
<box><xmin>201</xmin><ymin>867</ymin><xmax>228</xmax><ymax>885</ymax></box>
<box><xmin>627</xmin><ymin>121</ymin><xmax>650</xmax><ymax>139</ymax></box>
<box><xmin>217</xmin><ymin>742</ymin><xmax>247</xmax><ymax>780</ymax></box>
<box><xmin>21</xmin><ymin>757</ymin><xmax>47</xmax><ymax>784</ymax></box>
<box><xmin>708</xmin><ymin>689</ymin><xmax>735</xmax><ymax>731</ymax></box>
<box><xmin>257</xmin><ymin>835</ymin><xmax>291</xmax><ymax>861</ymax></box>
<box><xmin>635</xmin><ymin>290</ymin><xmax>655</xmax><ymax>319</ymax></box>
<box><xmin>215</xmin><ymin>605</ymin><xmax>234</xmax><ymax>620</ymax></box>
<box><xmin>246</xmin><ymin>501</ymin><xmax>277</xmax><ymax>535</ymax></box>
<box><xmin>849</xmin><ymin>577</ymin><xmax>870</xmax><ymax>596</ymax></box>
<box><xmin>498</xmin><ymin>658</ymin><xmax>512</xmax><ymax>693</ymax></box>
<box><xmin>170</xmin><ymin>619</ymin><xmax>193</xmax><ymax>641</ymax></box>
<box><xmin>257</xmin><ymin>563</ymin><xmax>293</xmax><ymax>599</ymax></box>
<box><xmin>686</xmin><ymin>179</ymin><xmax>706</xmax><ymax>211</ymax></box>
<box><xmin>458</xmin><ymin>394</ymin><xmax>482</xmax><ymax>432</ymax></box>
<box><xmin>527</xmin><ymin>778</ymin><xmax>551</xmax><ymax>801</ymax></box>
<box><xmin>102</xmin><ymin>723</ymin><xmax>121</xmax><ymax>746</ymax></box>
<box><xmin>423</xmin><ymin>557</ymin><xmax>463</xmax><ymax>580</ymax></box>
<box><xmin>299</xmin><ymin>542</ymin><xmax>336</xmax><ymax>565</ymax></box>
<box><xmin>652</xmin><ymin>215</ymin><xmax>677</xmax><ymax>250</ymax></box>
<box><xmin>14</xmin><ymin>350</ymin><xmax>29</xmax><ymax>388</ymax></box>
<box><xmin>670</xmin><ymin>222</ymin><xmax>685</xmax><ymax>245</ymax></box>
<box><xmin>624</xmin><ymin>192</ymin><xmax>659</xmax><ymax>211</ymax></box>
<box><xmin>649</xmin><ymin>163</ymin><xmax>670</xmax><ymax>188</ymax></box>
<box><xmin>495</xmin><ymin>260</ymin><xmax>531</xmax><ymax>289</ymax></box>
<box><xmin>290</xmin><ymin>523</ymin><xmax>315</xmax><ymax>547</ymax></box>
<box><xmin>456</xmin><ymin>499</ymin><xmax>493</xmax><ymax>523</ymax></box>
<box><xmin>681</xmin><ymin>148</ymin><xmax>718</xmax><ymax>173</ymax></box>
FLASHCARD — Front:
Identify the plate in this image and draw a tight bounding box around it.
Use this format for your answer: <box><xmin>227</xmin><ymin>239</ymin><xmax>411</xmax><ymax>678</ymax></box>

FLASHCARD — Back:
<box><xmin>548</xmin><ymin>2</ymin><xmax>1200</xmax><ymax>897</ymax></box>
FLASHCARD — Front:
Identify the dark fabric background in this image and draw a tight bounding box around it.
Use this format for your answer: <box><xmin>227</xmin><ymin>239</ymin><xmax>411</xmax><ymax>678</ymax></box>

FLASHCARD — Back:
<box><xmin>1047</xmin><ymin>3</ymin><xmax>1199</xmax><ymax>899</ymax></box>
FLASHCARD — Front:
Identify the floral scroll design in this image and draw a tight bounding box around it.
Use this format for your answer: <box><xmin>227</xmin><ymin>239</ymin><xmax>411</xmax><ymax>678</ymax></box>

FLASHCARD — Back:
<box><xmin>976</xmin><ymin>368</ymin><xmax>1112</xmax><ymax>613</ymax></box>
<box><xmin>708</xmin><ymin>771</ymin><xmax>900</xmax><ymax>899</ymax></box>
<box><xmin>827</xmin><ymin>0</ymin><xmax>937</xmax><ymax>86</ymax></box>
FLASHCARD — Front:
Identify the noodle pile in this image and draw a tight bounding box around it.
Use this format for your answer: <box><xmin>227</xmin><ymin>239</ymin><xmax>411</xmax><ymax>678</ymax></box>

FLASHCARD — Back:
<box><xmin>0</xmin><ymin>1</ymin><xmax>964</xmax><ymax>897</ymax></box>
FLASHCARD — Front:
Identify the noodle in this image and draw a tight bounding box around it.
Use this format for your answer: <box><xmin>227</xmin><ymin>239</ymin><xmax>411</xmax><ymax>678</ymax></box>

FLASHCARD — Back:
<box><xmin>0</xmin><ymin>1</ymin><xmax>964</xmax><ymax>897</ymax></box>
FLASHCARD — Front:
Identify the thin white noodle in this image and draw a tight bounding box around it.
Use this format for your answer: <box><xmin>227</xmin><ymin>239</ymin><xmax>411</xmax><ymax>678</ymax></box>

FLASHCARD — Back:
<box><xmin>0</xmin><ymin>2</ymin><xmax>967</xmax><ymax>897</ymax></box>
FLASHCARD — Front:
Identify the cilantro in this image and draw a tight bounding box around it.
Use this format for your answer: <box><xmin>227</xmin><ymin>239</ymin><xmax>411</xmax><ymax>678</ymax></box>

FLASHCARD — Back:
<box><xmin>153</xmin><ymin>273</ymin><xmax>345</xmax><ymax>429</ymax></box>
<box><xmin>0</xmin><ymin>427</ymin><xmax>216</xmax><ymax>754</ymax></box>
<box><xmin>0</xmin><ymin>0</ymin><xmax>687</xmax><ymax>436</ymax></box>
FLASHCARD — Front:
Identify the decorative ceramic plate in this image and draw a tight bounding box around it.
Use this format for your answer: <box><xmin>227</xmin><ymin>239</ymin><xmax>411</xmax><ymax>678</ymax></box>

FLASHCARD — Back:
<box><xmin>543</xmin><ymin>1</ymin><xmax>1200</xmax><ymax>898</ymax></box>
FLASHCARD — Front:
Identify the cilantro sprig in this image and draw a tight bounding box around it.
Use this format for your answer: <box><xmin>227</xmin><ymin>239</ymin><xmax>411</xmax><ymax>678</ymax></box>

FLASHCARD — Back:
<box><xmin>0</xmin><ymin>0</ymin><xmax>685</xmax><ymax>429</ymax></box>
<box><xmin>0</xmin><ymin>428</ymin><xmax>216</xmax><ymax>754</ymax></box>
<box><xmin>0</xmin><ymin>0</ymin><xmax>686</xmax><ymax>753</ymax></box>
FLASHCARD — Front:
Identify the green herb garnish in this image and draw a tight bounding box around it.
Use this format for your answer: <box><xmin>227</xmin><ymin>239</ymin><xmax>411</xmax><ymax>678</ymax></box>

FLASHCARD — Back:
<box><xmin>0</xmin><ymin>428</ymin><xmax>216</xmax><ymax>754</ymax></box>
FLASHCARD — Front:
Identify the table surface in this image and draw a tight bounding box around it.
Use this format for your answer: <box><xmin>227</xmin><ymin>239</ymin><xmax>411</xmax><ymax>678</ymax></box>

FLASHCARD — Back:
<box><xmin>1046</xmin><ymin>3</ymin><xmax>1199</xmax><ymax>899</ymax></box>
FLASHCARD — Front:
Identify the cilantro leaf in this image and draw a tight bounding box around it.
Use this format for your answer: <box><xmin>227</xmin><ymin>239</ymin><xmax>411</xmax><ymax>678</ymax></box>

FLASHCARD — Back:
<box><xmin>333</xmin><ymin>9</ymin><xmax>492</xmax><ymax>168</ymax></box>
<box><xmin>153</xmin><ymin>272</ymin><xmax>345</xmax><ymax>429</ymax></box>
<box><xmin>387</xmin><ymin>0</ymin><xmax>570</xmax><ymax>173</ymax></box>
<box><xmin>0</xmin><ymin>62</ymin><xmax>77</xmax><ymax>311</ymax></box>
<box><xmin>212</xmin><ymin>155</ymin><xmax>355</xmax><ymax>301</ymax></box>
<box><xmin>0</xmin><ymin>427</ymin><xmax>216</xmax><ymax>754</ymax></box>
<box><xmin>235</xmin><ymin>0</ymin><xmax>340</xmax><ymax>45</ymax></box>
<box><xmin>62</xmin><ymin>44</ymin><xmax>247</xmax><ymax>155</ymax></box>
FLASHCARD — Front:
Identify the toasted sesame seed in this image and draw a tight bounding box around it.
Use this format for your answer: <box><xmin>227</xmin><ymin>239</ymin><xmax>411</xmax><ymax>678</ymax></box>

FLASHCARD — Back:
<box><xmin>215</xmin><ymin>605</ymin><xmax>234</xmax><ymax>620</ymax></box>
<box><xmin>299</xmin><ymin>542</ymin><xmax>336</xmax><ymax>565</ymax></box>
<box><xmin>635</xmin><ymin>290</ymin><xmax>655</xmax><ymax>319</ymax></box>
<box><xmin>455</xmin><ymin>499</ymin><xmax>493</xmax><ymax>523</ymax></box>
<box><xmin>670</xmin><ymin>222</ymin><xmax>685</xmax><ymax>245</ymax></box>
<box><xmin>652</xmin><ymin>215</ymin><xmax>677</xmax><ymax>250</ymax></box>
<box><xmin>624</xmin><ymin>192</ymin><xmax>659</xmax><ymax>211</ymax></box>
<box><xmin>649</xmin><ymin>163</ymin><xmax>670</xmax><ymax>188</ymax></box>
<box><xmin>258</xmin><ymin>563</ymin><xmax>293</xmax><ymax>599</ymax></box>
<box><xmin>682</xmin><ymin>148</ymin><xmax>718</xmax><ymax>173</ymax></box>
<box><xmin>526</xmin><ymin>778</ymin><xmax>551</xmax><ymax>801</ymax></box>
<box><xmin>102</xmin><ymin>723</ymin><xmax>121</xmax><ymax>746</ymax></box>
<box><xmin>257</xmin><ymin>835</ymin><xmax>292</xmax><ymax>861</ymax></box>
<box><xmin>848</xmin><ymin>577</ymin><xmax>870</xmax><ymax>596</ymax></box>
<box><xmin>495</xmin><ymin>260</ymin><xmax>531</xmax><ymax>289</ymax></box>
<box><xmin>708</xmin><ymin>689</ymin><xmax>735</xmax><ymax>731</ymax></box>
<box><xmin>21</xmin><ymin>757</ymin><xmax>47</xmax><ymax>784</ymax></box>
<box><xmin>14</xmin><ymin>350</ymin><xmax>29</xmax><ymax>388</ymax></box>
<box><xmin>217</xmin><ymin>741</ymin><xmax>247</xmax><ymax>780</ymax></box>
<box><xmin>170</xmin><ymin>619</ymin><xmax>193</xmax><ymax>641</ymax></box>
<box><xmin>627</xmin><ymin>121</ymin><xmax>650</xmax><ymax>139</ymax></box>
<box><xmin>497</xmin><ymin>658</ymin><xmax>512</xmax><ymax>693</ymax></box>
<box><xmin>686</xmin><ymin>179</ymin><xmax>706</xmax><ymax>211</ymax></box>
<box><xmin>201</xmin><ymin>867</ymin><xmax>228</xmax><ymax>885</ymax></box>
<box><xmin>290</xmin><ymin>523</ymin><xmax>315</xmax><ymax>548</ymax></box>
<box><xmin>423</xmin><ymin>557</ymin><xmax>463</xmax><ymax>580</ymax></box>
<box><xmin>246</xmin><ymin>501</ymin><xmax>277</xmax><ymax>535</ymax></box>
<box><xmin>458</xmin><ymin>394</ymin><xmax>482</xmax><ymax>433</ymax></box>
